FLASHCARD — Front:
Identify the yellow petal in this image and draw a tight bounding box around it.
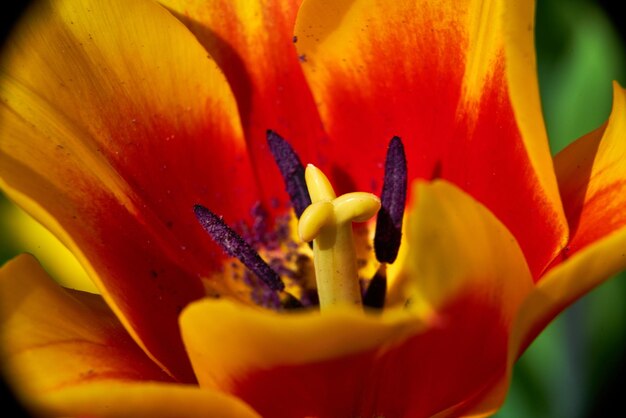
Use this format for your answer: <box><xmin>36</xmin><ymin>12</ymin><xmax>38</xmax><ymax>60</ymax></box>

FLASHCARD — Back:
<box><xmin>294</xmin><ymin>0</ymin><xmax>568</xmax><ymax>278</ymax></box>
<box><xmin>0</xmin><ymin>255</ymin><xmax>171</xmax><ymax>414</ymax></box>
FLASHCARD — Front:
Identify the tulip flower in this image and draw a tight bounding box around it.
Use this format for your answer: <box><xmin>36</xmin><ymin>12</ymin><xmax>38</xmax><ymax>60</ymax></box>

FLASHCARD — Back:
<box><xmin>1</xmin><ymin>0</ymin><xmax>625</xmax><ymax>417</ymax></box>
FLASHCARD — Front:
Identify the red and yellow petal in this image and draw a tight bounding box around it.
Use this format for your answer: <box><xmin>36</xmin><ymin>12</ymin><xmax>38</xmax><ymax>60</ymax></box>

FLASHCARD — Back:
<box><xmin>391</xmin><ymin>181</ymin><xmax>534</xmax><ymax>320</ymax></box>
<box><xmin>159</xmin><ymin>0</ymin><xmax>326</xmax><ymax>211</ymax></box>
<box><xmin>387</xmin><ymin>180</ymin><xmax>534</xmax><ymax>417</ymax></box>
<box><xmin>0</xmin><ymin>0</ymin><xmax>257</xmax><ymax>381</ymax></box>
<box><xmin>39</xmin><ymin>382</ymin><xmax>260</xmax><ymax>418</ymax></box>
<box><xmin>472</xmin><ymin>227</ymin><xmax>626</xmax><ymax>415</ymax></box>
<box><xmin>474</xmin><ymin>85</ymin><xmax>626</xmax><ymax>410</ymax></box>
<box><xmin>0</xmin><ymin>255</ymin><xmax>171</xmax><ymax>413</ymax></box>
<box><xmin>554</xmin><ymin>83</ymin><xmax>626</xmax><ymax>262</ymax></box>
<box><xmin>180</xmin><ymin>299</ymin><xmax>426</xmax><ymax>418</ymax></box>
<box><xmin>180</xmin><ymin>181</ymin><xmax>534</xmax><ymax>417</ymax></box>
<box><xmin>513</xmin><ymin>83</ymin><xmax>626</xmax><ymax>355</ymax></box>
<box><xmin>294</xmin><ymin>0</ymin><xmax>568</xmax><ymax>278</ymax></box>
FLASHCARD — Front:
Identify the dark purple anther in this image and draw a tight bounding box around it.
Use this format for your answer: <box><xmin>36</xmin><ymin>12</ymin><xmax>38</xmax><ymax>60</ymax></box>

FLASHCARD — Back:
<box><xmin>374</xmin><ymin>136</ymin><xmax>407</xmax><ymax>263</ymax></box>
<box><xmin>266</xmin><ymin>130</ymin><xmax>311</xmax><ymax>218</ymax></box>
<box><xmin>363</xmin><ymin>269</ymin><xmax>387</xmax><ymax>309</ymax></box>
<box><xmin>194</xmin><ymin>204</ymin><xmax>284</xmax><ymax>291</ymax></box>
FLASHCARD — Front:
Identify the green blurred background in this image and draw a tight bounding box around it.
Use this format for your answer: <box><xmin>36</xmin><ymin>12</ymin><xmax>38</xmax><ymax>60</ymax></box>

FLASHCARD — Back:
<box><xmin>1</xmin><ymin>0</ymin><xmax>625</xmax><ymax>416</ymax></box>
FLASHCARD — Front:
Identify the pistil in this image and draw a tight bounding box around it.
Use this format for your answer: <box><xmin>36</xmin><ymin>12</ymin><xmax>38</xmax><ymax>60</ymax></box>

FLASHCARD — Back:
<box><xmin>298</xmin><ymin>164</ymin><xmax>380</xmax><ymax>310</ymax></box>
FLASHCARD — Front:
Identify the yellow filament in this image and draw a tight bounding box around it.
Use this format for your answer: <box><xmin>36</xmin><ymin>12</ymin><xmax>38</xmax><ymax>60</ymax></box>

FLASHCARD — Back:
<box><xmin>298</xmin><ymin>164</ymin><xmax>380</xmax><ymax>310</ymax></box>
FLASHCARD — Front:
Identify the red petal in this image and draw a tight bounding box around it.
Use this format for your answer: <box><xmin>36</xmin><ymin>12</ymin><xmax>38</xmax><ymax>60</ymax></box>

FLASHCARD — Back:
<box><xmin>160</xmin><ymin>0</ymin><xmax>327</xmax><ymax>213</ymax></box>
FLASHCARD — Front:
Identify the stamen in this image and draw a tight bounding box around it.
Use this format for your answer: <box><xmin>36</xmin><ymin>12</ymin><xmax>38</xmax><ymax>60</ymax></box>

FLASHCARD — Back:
<box><xmin>363</xmin><ymin>264</ymin><xmax>387</xmax><ymax>309</ymax></box>
<box><xmin>194</xmin><ymin>204</ymin><xmax>285</xmax><ymax>291</ymax></box>
<box><xmin>374</xmin><ymin>136</ymin><xmax>407</xmax><ymax>264</ymax></box>
<box><xmin>282</xmin><ymin>292</ymin><xmax>306</xmax><ymax>309</ymax></box>
<box><xmin>266</xmin><ymin>130</ymin><xmax>311</xmax><ymax>218</ymax></box>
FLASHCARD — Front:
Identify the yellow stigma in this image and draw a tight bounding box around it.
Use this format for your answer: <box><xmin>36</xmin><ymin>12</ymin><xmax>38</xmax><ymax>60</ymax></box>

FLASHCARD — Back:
<box><xmin>298</xmin><ymin>164</ymin><xmax>380</xmax><ymax>310</ymax></box>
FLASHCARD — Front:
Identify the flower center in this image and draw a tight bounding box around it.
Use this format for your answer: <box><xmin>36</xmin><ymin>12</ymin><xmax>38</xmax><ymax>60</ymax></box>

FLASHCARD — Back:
<box><xmin>194</xmin><ymin>131</ymin><xmax>407</xmax><ymax>312</ymax></box>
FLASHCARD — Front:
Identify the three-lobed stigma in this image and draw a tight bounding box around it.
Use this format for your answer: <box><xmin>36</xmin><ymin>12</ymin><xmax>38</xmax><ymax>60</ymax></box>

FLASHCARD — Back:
<box><xmin>299</xmin><ymin>164</ymin><xmax>380</xmax><ymax>310</ymax></box>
